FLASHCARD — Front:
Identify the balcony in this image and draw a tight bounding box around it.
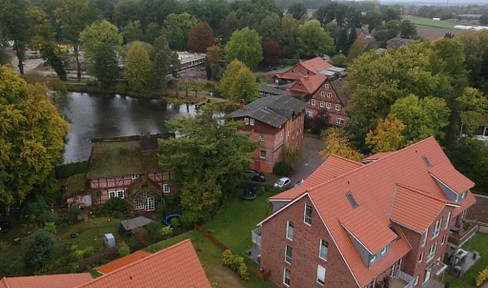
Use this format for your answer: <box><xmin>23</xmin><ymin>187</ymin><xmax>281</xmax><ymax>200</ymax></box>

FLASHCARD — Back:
<box><xmin>252</xmin><ymin>227</ymin><xmax>261</xmax><ymax>247</ymax></box>
<box><xmin>389</xmin><ymin>270</ymin><xmax>416</xmax><ymax>288</ymax></box>
<box><xmin>449</xmin><ymin>222</ymin><xmax>479</xmax><ymax>247</ymax></box>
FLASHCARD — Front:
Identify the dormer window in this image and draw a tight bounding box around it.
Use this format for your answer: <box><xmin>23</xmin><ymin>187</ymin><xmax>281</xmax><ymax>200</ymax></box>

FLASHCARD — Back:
<box><xmin>250</xmin><ymin>118</ymin><xmax>255</xmax><ymax>126</ymax></box>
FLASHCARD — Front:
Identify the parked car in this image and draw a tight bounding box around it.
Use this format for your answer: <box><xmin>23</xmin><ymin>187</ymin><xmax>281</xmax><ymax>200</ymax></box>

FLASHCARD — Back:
<box><xmin>274</xmin><ymin>177</ymin><xmax>291</xmax><ymax>188</ymax></box>
<box><xmin>244</xmin><ymin>169</ymin><xmax>266</xmax><ymax>182</ymax></box>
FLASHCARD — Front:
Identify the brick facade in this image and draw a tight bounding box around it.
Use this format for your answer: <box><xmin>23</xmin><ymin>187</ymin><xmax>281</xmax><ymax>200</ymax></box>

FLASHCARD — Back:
<box><xmin>305</xmin><ymin>80</ymin><xmax>349</xmax><ymax>127</ymax></box>
<box><xmin>261</xmin><ymin>195</ymin><xmax>357</xmax><ymax>288</ymax></box>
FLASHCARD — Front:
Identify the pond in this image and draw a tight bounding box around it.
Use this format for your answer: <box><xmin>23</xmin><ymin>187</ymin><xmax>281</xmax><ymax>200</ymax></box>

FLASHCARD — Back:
<box><xmin>60</xmin><ymin>92</ymin><xmax>196</xmax><ymax>163</ymax></box>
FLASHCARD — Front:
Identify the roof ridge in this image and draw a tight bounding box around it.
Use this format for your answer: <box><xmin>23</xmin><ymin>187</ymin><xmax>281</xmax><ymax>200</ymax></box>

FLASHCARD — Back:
<box><xmin>76</xmin><ymin>239</ymin><xmax>192</xmax><ymax>288</ymax></box>
<box><xmin>329</xmin><ymin>154</ymin><xmax>364</xmax><ymax>167</ymax></box>
<box><xmin>395</xmin><ymin>183</ymin><xmax>455</xmax><ymax>205</ymax></box>
<box><xmin>1</xmin><ymin>277</ymin><xmax>10</xmax><ymax>288</ymax></box>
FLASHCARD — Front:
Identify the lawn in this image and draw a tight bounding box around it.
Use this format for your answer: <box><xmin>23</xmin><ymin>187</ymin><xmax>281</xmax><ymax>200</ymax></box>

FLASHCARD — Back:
<box><xmin>445</xmin><ymin>233</ymin><xmax>488</xmax><ymax>287</ymax></box>
<box><xmin>404</xmin><ymin>16</ymin><xmax>457</xmax><ymax>29</ymax></box>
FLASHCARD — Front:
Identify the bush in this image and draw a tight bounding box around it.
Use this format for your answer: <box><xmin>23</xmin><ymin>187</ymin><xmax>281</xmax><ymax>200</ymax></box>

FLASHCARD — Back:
<box><xmin>181</xmin><ymin>212</ymin><xmax>199</xmax><ymax>228</ymax></box>
<box><xmin>103</xmin><ymin>198</ymin><xmax>130</xmax><ymax>218</ymax></box>
<box><xmin>476</xmin><ymin>268</ymin><xmax>488</xmax><ymax>287</ymax></box>
<box><xmin>159</xmin><ymin>225</ymin><xmax>174</xmax><ymax>237</ymax></box>
<box><xmin>273</xmin><ymin>161</ymin><xmax>292</xmax><ymax>176</ymax></box>
<box><xmin>146</xmin><ymin>222</ymin><xmax>163</xmax><ymax>243</ymax></box>
<box><xmin>222</xmin><ymin>250</ymin><xmax>248</xmax><ymax>280</ymax></box>
<box><xmin>23</xmin><ymin>230</ymin><xmax>56</xmax><ymax>269</ymax></box>
<box><xmin>238</xmin><ymin>262</ymin><xmax>250</xmax><ymax>280</ymax></box>
<box><xmin>170</xmin><ymin>217</ymin><xmax>180</xmax><ymax>227</ymax></box>
<box><xmin>44</xmin><ymin>222</ymin><xmax>56</xmax><ymax>234</ymax></box>
<box><xmin>118</xmin><ymin>243</ymin><xmax>130</xmax><ymax>257</ymax></box>
<box><xmin>284</xmin><ymin>146</ymin><xmax>302</xmax><ymax>169</ymax></box>
<box><xmin>60</xmin><ymin>208</ymin><xmax>81</xmax><ymax>225</ymax></box>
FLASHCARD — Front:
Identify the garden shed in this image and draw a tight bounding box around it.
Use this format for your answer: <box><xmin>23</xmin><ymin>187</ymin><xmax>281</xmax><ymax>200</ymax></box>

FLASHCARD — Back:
<box><xmin>104</xmin><ymin>233</ymin><xmax>116</xmax><ymax>248</ymax></box>
<box><xmin>120</xmin><ymin>216</ymin><xmax>155</xmax><ymax>234</ymax></box>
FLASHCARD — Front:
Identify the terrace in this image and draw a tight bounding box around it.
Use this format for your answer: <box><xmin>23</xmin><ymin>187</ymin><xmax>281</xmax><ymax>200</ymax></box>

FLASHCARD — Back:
<box><xmin>449</xmin><ymin>221</ymin><xmax>479</xmax><ymax>247</ymax></box>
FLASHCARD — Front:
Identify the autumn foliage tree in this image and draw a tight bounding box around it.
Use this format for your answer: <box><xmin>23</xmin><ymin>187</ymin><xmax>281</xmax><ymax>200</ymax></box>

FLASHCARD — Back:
<box><xmin>320</xmin><ymin>128</ymin><xmax>364</xmax><ymax>161</ymax></box>
<box><xmin>187</xmin><ymin>22</ymin><xmax>215</xmax><ymax>53</ymax></box>
<box><xmin>124</xmin><ymin>41</ymin><xmax>151</xmax><ymax>91</ymax></box>
<box><xmin>262</xmin><ymin>41</ymin><xmax>281</xmax><ymax>67</ymax></box>
<box><xmin>366</xmin><ymin>116</ymin><xmax>406</xmax><ymax>153</ymax></box>
<box><xmin>0</xmin><ymin>66</ymin><xmax>69</xmax><ymax>207</ymax></box>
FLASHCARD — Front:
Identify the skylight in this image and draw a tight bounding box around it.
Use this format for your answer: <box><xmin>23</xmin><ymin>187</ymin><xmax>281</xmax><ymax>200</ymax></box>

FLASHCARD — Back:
<box><xmin>346</xmin><ymin>192</ymin><xmax>358</xmax><ymax>209</ymax></box>
<box><xmin>422</xmin><ymin>155</ymin><xmax>433</xmax><ymax>168</ymax></box>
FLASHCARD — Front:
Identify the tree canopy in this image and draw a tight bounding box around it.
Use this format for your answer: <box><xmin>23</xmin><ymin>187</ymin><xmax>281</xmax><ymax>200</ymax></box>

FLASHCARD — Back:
<box><xmin>164</xmin><ymin>13</ymin><xmax>197</xmax><ymax>50</ymax></box>
<box><xmin>366</xmin><ymin>116</ymin><xmax>406</xmax><ymax>153</ymax></box>
<box><xmin>319</xmin><ymin>128</ymin><xmax>364</xmax><ymax>161</ymax></box>
<box><xmin>297</xmin><ymin>20</ymin><xmax>334</xmax><ymax>58</ymax></box>
<box><xmin>187</xmin><ymin>22</ymin><xmax>215</xmax><ymax>53</ymax></box>
<box><xmin>0</xmin><ymin>66</ymin><xmax>69</xmax><ymax>206</ymax></box>
<box><xmin>124</xmin><ymin>41</ymin><xmax>151</xmax><ymax>91</ymax></box>
<box><xmin>80</xmin><ymin>20</ymin><xmax>123</xmax><ymax>64</ymax></box>
<box><xmin>225</xmin><ymin>28</ymin><xmax>263</xmax><ymax>69</ymax></box>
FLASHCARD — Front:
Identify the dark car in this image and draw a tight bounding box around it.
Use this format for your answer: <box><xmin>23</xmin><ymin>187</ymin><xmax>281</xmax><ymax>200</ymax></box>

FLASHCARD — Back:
<box><xmin>244</xmin><ymin>169</ymin><xmax>266</xmax><ymax>182</ymax></box>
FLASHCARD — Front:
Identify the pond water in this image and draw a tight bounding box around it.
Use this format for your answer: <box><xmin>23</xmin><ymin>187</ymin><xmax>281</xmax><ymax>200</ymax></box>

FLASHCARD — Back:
<box><xmin>60</xmin><ymin>92</ymin><xmax>196</xmax><ymax>163</ymax></box>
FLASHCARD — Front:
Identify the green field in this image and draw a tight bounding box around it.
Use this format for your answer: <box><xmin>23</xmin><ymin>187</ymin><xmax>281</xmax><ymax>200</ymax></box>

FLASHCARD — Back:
<box><xmin>404</xmin><ymin>16</ymin><xmax>457</xmax><ymax>29</ymax></box>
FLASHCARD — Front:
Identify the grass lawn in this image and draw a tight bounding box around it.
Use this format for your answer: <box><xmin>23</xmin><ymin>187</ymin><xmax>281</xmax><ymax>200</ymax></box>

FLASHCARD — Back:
<box><xmin>57</xmin><ymin>217</ymin><xmax>121</xmax><ymax>251</ymax></box>
<box><xmin>445</xmin><ymin>233</ymin><xmax>488</xmax><ymax>287</ymax></box>
<box><xmin>404</xmin><ymin>16</ymin><xmax>457</xmax><ymax>29</ymax></box>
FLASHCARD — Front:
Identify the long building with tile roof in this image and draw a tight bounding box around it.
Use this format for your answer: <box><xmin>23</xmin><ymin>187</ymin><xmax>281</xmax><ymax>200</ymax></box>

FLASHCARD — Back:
<box><xmin>254</xmin><ymin>137</ymin><xmax>476</xmax><ymax>288</ymax></box>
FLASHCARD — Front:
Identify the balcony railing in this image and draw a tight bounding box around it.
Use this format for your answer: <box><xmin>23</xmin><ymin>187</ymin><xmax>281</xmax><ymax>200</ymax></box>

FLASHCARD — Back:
<box><xmin>449</xmin><ymin>222</ymin><xmax>479</xmax><ymax>247</ymax></box>
<box><xmin>252</xmin><ymin>227</ymin><xmax>262</xmax><ymax>247</ymax></box>
<box><xmin>394</xmin><ymin>269</ymin><xmax>416</xmax><ymax>288</ymax></box>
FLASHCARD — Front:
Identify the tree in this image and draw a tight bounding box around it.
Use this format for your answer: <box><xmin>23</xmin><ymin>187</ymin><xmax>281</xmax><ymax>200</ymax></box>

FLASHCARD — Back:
<box><xmin>479</xmin><ymin>14</ymin><xmax>488</xmax><ymax>26</ymax></box>
<box><xmin>331</xmin><ymin>54</ymin><xmax>347</xmax><ymax>67</ymax></box>
<box><xmin>158</xmin><ymin>108</ymin><xmax>258</xmax><ymax>223</ymax></box>
<box><xmin>23</xmin><ymin>230</ymin><xmax>55</xmax><ymax>269</ymax></box>
<box><xmin>122</xmin><ymin>20</ymin><xmax>143</xmax><ymax>43</ymax></box>
<box><xmin>257</xmin><ymin>14</ymin><xmax>282</xmax><ymax>43</ymax></box>
<box><xmin>55</xmin><ymin>0</ymin><xmax>101</xmax><ymax>80</ymax></box>
<box><xmin>92</xmin><ymin>43</ymin><xmax>119</xmax><ymax>89</ymax></box>
<box><xmin>390</xmin><ymin>94</ymin><xmax>450</xmax><ymax>142</ymax></box>
<box><xmin>187</xmin><ymin>22</ymin><xmax>215</xmax><ymax>53</ymax></box>
<box><xmin>225</xmin><ymin>28</ymin><xmax>263</xmax><ymax>69</ymax></box>
<box><xmin>124</xmin><ymin>41</ymin><xmax>151</xmax><ymax>91</ymax></box>
<box><xmin>287</xmin><ymin>2</ymin><xmax>306</xmax><ymax>20</ymax></box>
<box><xmin>280</xmin><ymin>14</ymin><xmax>300</xmax><ymax>58</ymax></box>
<box><xmin>149</xmin><ymin>36</ymin><xmax>172</xmax><ymax>91</ymax></box>
<box><xmin>230</xmin><ymin>67</ymin><xmax>259</xmax><ymax>103</ymax></box>
<box><xmin>206</xmin><ymin>45</ymin><xmax>224</xmax><ymax>66</ymax></box>
<box><xmin>0</xmin><ymin>0</ymin><xmax>29</xmax><ymax>74</ymax></box>
<box><xmin>297</xmin><ymin>20</ymin><xmax>334</xmax><ymax>58</ymax></box>
<box><xmin>336</xmin><ymin>28</ymin><xmax>349</xmax><ymax>54</ymax></box>
<box><xmin>366</xmin><ymin>116</ymin><xmax>406</xmax><ymax>153</ymax></box>
<box><xmin>319</xmin><ymin>128</ymin><xmax>364</xmax><ymax>161</ymax></box>
<box><xmin>363</xmin><ymin>11</ymin><xmax>383</xmax><ymax>33</ymax></box>
<box><xmin>383</xmin><ymin>8</ymin><xmax>401</xmax><ymax>22</ymax></box>
<box><xmin>262</xmin><ymin>41</ymin><xmax>281</xmax><ymax>67</ymax></box>
<box><xmin>399</xmin><ymin>21</ymin><xmax>417</xmax><ymax>39</ymax></box>
<box><xmin>221</xmin><ymin>12</ymin><xmax>240</xmax><ymax>43</ymax></box>
<box><xmin>164</xmin><ymin>13</ymin><xmax>197</xmax><ymax>51</ymax></box>
<box><xmin>456</xmin><ymin>30</ymin><xmax>488</xmax><ymax>91</ymax></box>
<box><xmin>347</xmin><ymin>27</ymin><xmax>357</xmax><ymax>52</ymax></box>
<box><xmin>431</xmin><ymin>39</ymin><xmax>466</xmax><ymax>76</ymax></box>
<box><xmin>0</xmin><ymin>67</ymin><xmax>69</xmax><ymax>207</ymax></box>
<box><xmin>220</xmin><ymin>59</ymin><xmax>246</xmax><ymax>97</ymax></box>
<box><xmin>347</xmin><ymin>38</ymin><xmax>365</xmax><ymax>62</ymax></box>
<box><xmin>456</xmin><ymin>87</ymin><xmax>488</xmax><ymax>136</ymax></box>
<box><xmin>145</xmin><ymin>22</ymin><xmax>162</xmax><ymax>44</ymax></box>
<box><xmin>80</xmin><ymin>20</ymin><xmax>123</xmax><ymax>65</ymax></box>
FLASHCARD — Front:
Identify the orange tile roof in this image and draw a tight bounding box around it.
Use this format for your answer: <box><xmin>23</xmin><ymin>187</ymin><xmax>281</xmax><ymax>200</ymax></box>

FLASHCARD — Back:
<box><xmin>300</xmin><ymin>57</ymin><xmax>333</xmax><ymax>74</ymax></box>
<box><xmin>0</xmin><ymin>273</ymin><xmax>92</xmax><ymax>288</ymax></box>
<box><xmin>362</xmin><ymin>152</ymin><xmax>394</xmax><ymax>162</ymax></box>
<box><xmin>261</xmin><ymin>137</ymin><xmax>476</xmax><ymax>287</ymax></box>
<box><xmin>430</xmin><ymin>164</ymin><xmax>474</xmax><ymax>194</ymax></box>
<box><xmin>340</xmin><ymin>206</ymin><xmax>398</xmax><ymax>254</ymax></box>
<box><xmin>391</xmin><ymin>184</ymin><xmax>450</xmax><ymax>233</ymax></box>
<box><xmin>270</xmin><ymin>155</ymin><xmax>363</xmax><ymax>201</ymax></box>
<box><xmin>277</xmin><ymin>73</ymin><xmax>303</xmax><ymax>80</ymax></box>
<box><xmin>77</xmin><ymin>239</ymin><xmax>211</xmax><ymax>288</ymax></box>
<box><xmin>96</xmin><ymin>251</ymin><xmax>151</xmax><ymax>274</ymax></box>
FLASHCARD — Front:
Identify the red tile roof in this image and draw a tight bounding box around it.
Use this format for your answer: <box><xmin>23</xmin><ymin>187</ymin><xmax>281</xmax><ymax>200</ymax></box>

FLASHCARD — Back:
<box><xmin>300</xmin><ymin>57</ymin><xmax>333</xmax><ymax>74</ymax></box>
<box><xmin>260</xmin><ymin>137</ymin><xmax>476</xmax><ymax>287</ymax></box>
<box><xmin>96</xmin><ymin>251</ymin><xmax>151</xmax><ymax>274</ymax></box>
<box><xmin>362</xmin><ymin>152</ymin><xmax>394</xmax><ymax>162</ymax></box>
<box><xmin>77</xmin><ymin>239</ymin><xmax>211</xmax><ymax>288</ymax></box>
<box><xmin>270</xmin><ymin>155</ymin><xmax>362</xmax><ymax>201</ymax></box>
<box><xmin>0</xmin><ymin>274</ymin><xmax>92</xmax><ymax>288</ymax></box>
<box><xmin>277</xmin><ymin>73</ymin><xmax>303</xmax><ymax>80</ymax></box>
<box><xmin>391</xmin><ymin>184</ymin><xmax>452</xmax><ymax>233</ymax></box>
<box><xmin>289</xmin><ymin>75</ymin><xmax>327</xmax><ymax>95</ymax></box>
<box><xmin>430</xmin><ymin>164</ymin><xmax>474</xmax><ymax>194</ymax></box>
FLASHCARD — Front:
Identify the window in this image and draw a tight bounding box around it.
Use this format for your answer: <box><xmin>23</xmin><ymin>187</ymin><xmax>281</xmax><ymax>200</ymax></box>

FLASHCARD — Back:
<box><xmin>145</xmin><ymin>197</ymin><xmax>155</xmax><ymax>211</ymax></box>
<box><xmin>260</xmin><ymin>150</ymin><xmax>266</xmax><ymax>159</ymax></box>
<box><xmin>346</xmin><ymin>192</ymin><xmax>359</xmax><ymax>208</ymax></box>
<box><xmin>304</xmin><ymin>204</ymin><xmax>312</xmax><ymax>225</ymax></box>
<box><xmin>441</xmin><ymin>234</ymin><xmax>446</xmax><ymax>245</ymax></box>
<box><xmin>460</xmin><ymin>191</ymin><xmax>467</xmax><ymax>200</ymax></box>
<box><xmin>422</xmin><ymin>228</ymin><xmax>428</xmax><ymax>247</ymax></box>
<box><xmin>370</xmin><ymin>254</ymin><xmax>376</xmax><ymax>264</ymax></box>
<box><xmin>306</xmin><ymin>111</ymin><xmax>313</xmax><ymax>117</ymax></box>
<box><xmin>320</xmin><ymin>101</ymin><xmax>325</xmax><ymax>108</ymax></box>
<box><xmin>244</xmin><ymin>118</ymin><xmax>249</xmax><ymax>125</ymax></box>
<box><xmin>131</xmin><ymin>174</ymin><xmax>138</xmax><ymax>180</ymax></box>
<box><xmin>326</xmin><ymin>102</ymin><xmax>331</xmax><ymax>110</ymax></box>
<box><xmin>432</xmin><ymin>219</ymin><xmax>441</xmax><ymax>239</ymax></box>
<box><xmin>427</xmin><ymin>242</ymin><xmax>437</xmax><ymax>262</ymax></box>
<box><xmin>324</xmin><ymin>83</ymin><xmax>330</xmax><ymax>89</ymax></box>
<box><xmin>311</xmin><ymin>99</ymin><xmax>316</xmax><ymax>106</ymax></box>
<box><xmin>321</xmin><ymin>91</ymin><xmax>325</xmax><ymax>97</ymax></box>
<box><xmin>283</xmin><ymin>268</ymin><xmax>291</xmax><ymax>286</ymax></box>
<box><xmin>418</xmin><ymin>252</ymin><xmax>423</xmax><ymax>263</ymax></box>
<box><xmin>380</xmin><ymin>246</ymin><xmax>387</xmax><ymax>255</ymax></box>
<box><xmin>319</xmin><ymin>240</ymin><xmax>328</xmax><ymax>260</ymax></box>
<box><xmin>389</xmin><ymin>266</ymin><xmax>395</xmax><ymax>277</ymax></box>
<box><xmin>250</xmin><ymin>118</ymin><xmax>255</xmax><ymax>126</ymax></box>
<box><xmin>327</xmin><ymin>92</ymin><xmax>332</xmax><ymax>98</ymax></box>
<box><xmin>286</xmin><ymin>221</ymin><xmax>294</xmax><ymax>240</ymax></box>
<box><xmin>163</xmin><ymin>184</ymin><xmax>171</xmax><ymax>194</ymax></box>
<box><xmin>259</xmin><ymin>135</ymin><xmax>265</xmax><ymax>141</ymax></box>
<box><xmin>445</xmin><ymin>211</ymin><xmax>451</xmax><ymax>229</ymax></box>
<box><xmin>336</xmin><ymin>118</ymin><xmax>344</xmax><ymax>125</ymax></box>
<box><xmin>117</xmin><ymin>190</ymin><xmax>124</xmax><ymax>198</ymax></box>
<box><xmin>285</xmin><ymin>245</ymin><xmax>292</xmax><ymax>263</ymax></box>
<box><xmin>108</xmin><ymin>190</ymin><xmax>116</xmax><ymax>199</ymax></box>
<box><xmin>109</xmin><ymin>190</ymin><xmax>124</xmax><ymax>199</ymax></box>
<box><xmin>422</xmin><ymin>155</ymin><xmax>433</xmax><ymax>168</ymax></box>
<box><xmin>414</xmin><ymin>276</ymin><xmax>419</xmax><ymax>285</ymax></box>
<box><xmin>133</xmin><ymin>197</ymin><xmax>144</xmax><ymax>210</ymax></box>
<box><xmin>317</xmin><ymin>265</ymin><xmax>326</xmax><ymax>285</ymax></box>
<box><xmin>335</xmin><ymin>104</ymin><xmax>341</xmax><ymax>111</ymax></box>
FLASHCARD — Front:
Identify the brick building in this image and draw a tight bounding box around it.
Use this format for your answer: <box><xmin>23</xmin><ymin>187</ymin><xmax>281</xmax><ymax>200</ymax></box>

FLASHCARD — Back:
<box><xmin>252</xmin><ymin>137</ymin><xmax>476</xmax><ymax>288</ymax></box>
<box><xmin>231</xmin><ymin>95</ymin><xmax>306</xmax><ymax>173</ymax></box>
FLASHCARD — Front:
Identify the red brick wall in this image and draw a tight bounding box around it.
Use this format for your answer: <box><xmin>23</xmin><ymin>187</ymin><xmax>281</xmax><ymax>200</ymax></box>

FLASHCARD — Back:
<box><xmin>399</xmin><ymin>206</ymin><xmax>454</xmax><ymax>287</ymax></box>
<box><xmin>306</xmin><ymin>81</ymin><xmax>349</xmax><ymax>127</ymax></box>
<box><xmin>261</xmin><ymin>195</ymin><xmax>357</xmax><ymax>288</ymax></box>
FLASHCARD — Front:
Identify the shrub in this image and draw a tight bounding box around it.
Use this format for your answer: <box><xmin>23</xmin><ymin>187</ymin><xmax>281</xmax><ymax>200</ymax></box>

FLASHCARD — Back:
<box><xmin>238</xmin><ymin>262</ymin><xmax>250</xmax><ymax>280</ymax></box>
<box><xmin>159</xmin><ymin>225</ymin><xmax>174</xmax><ymax>237</ymax></box>
<box><xmin>476</xmin><ymin>268</ymin><xmax>488</xmax><ymax>287</ymax></box>
<box><xmin>103</xmin><ymin>198</ymin><xmax>130</xmax><ymax>218</ymax></box>
<box><xmin>146</xmin><ymin>222</ymin><xmax>163</xmax><ymax>243</ymax></box>
<box><xmin>284</xmin><ymin>146</ymin><xmax>302</xmax><ymax>169</ymax></box>
<box><xmin>60</xmin><ymin>208</ymin><xmax>81</xmax><ymax>225</ymax></box>
<box><xmin>23</xmin><ymin>230</ymin><xmax>56</xmax><ymax>269</ymax></box>
<box><xmin>118</xmin><ymin>243</ymin><xmax>130</xmax><ymax>257</ymax></box>
<box><xmin>170</xmin><ymin>217</ymin><xmax>180</xmax><ymax>227</ymax></box>
<box><xmin>273</xmin><ymin>161</ymin><xmax>292</xmax><ymax>176</ymax></box>
<box><xmin>222</xmin><ymin>250</ymin><xmax>248</xmax><ymax>280</ymax></box>
<box><xmin>44</xmin><ymin>222</ymin><xmax>57</xmax><ymax>234</ymax></box>
<box><xmin>181</xmin><ymin>212</ymin><xmax>199</xmax><ymax>228</ymax></box>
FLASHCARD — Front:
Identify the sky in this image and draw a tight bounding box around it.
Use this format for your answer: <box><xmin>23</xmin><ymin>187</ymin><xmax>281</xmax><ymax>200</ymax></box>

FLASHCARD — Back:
<box><xmin>376</xmin><ymin>0</ymin><xmax>488</xmax><ymax>4</ymax></box>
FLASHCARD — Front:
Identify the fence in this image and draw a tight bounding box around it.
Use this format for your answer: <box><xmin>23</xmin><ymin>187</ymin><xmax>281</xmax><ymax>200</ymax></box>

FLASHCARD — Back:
<box><xmin>194</xmin><ymin>225</ymin><xmax>271</xmax><ymax>280</ymax></box>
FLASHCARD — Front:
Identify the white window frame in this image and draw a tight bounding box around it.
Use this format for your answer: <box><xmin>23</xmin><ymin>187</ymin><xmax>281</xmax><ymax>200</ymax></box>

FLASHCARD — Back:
<box><xmin>319</xmin><ymin>239</ymin><xmax>328</xmax><ymax>260</ymax></box>
<box><xmin>311</xmin><ymin>99</ymin><xmax>316</xmax><ymax>106</ymax></box>
<box><xmin>370</xmin><ymin>254</ymin><xmax>376</xmax><ymax>264</ymax></box>
<box><xmin>244</xmin><ymin>118</ymin><xmax>249</xmax><ymax>125</ymax></box>
<box><xmin>445</xmin><ymin>211</ymin><xmax>451</xmax><ymax>229</ymax></box>
<box><xmin>316</xmin><ymin>265</ymin><xmax>326</xmax><ymax>285</ymax></box>
<box><xmin>441</xmin><ymin>234</ymin><xmax>446</xmax><ymax>245</ymax></box>
<box><xmin>133</xmin><ymin>197</ymin><xmax>144</xmax><ymax>210</ymax></box>
<box><xmin>427</xmin><ymin>242</ymin><xmax>437</xmax><ymax>262</ymax></box>
<box><xmin>320</xmin><ymin>101</ymin><xmax>325</xmax><ymax>108</ymax></box>
<box><xmin>259</xmin><ymin>135</ymin><xmax>265</xmax><ymax>141</ymax></box>
<box><xmin>304</xmin><ymin>204</ymin><xmax>312</xmax><ymax>225</ymax></box>
<box><xmin>432</xmin><ymin>219</ymin><xmax>441</xmax><ymax>239</ymax></box>
<box><xmin>422</xmin><ymin>228</ymin><xmax>428</xmax><ymax>247</ymax></box>
<box><xmin>414</xmin><ymin>276</ymin><xmax>419</xmax><ymax>285</ymax></box>
<box><xmin>336</xmin><ymin>118</ymin><xmax>344</xmax><ymax>125</ymax></box>
<box><xmin>163</xmin><ymin>184</ymin><xmax>171</xmax><ymax>194</ymax></box>
<box><xmin>108</xmin><ymin>190</ymin><xmax>116</xmax><ymax>199</ymax></box>
<box><xmin>418</xmin><ymin>252</ymin><xmax>423</xmax><ymax>263</ymax></box>
<box><xmin>285</xmin><ymin>245</ymin><xmax>292</xmax><ymax>264</ymax></box>
<box><xmin>283</xmin><ymin>268</ymin><xmax>291</xmax><ymax>287</ymax></box>
<box><xmin>306</xmin><ymin>111</ymin><xmax>313</xmax><ymax>117</ymax></box>
<box><xmin>250</xmin><ymin>118</ymin><xmax>255</xmax><ymax>126</ymax></box>
<box><xmin>145</xmin><ymin>197</ymin><xmax>155</xmax><ymax>211</ymax></box>
<box><xmin>131</xmin><ymin>174</ymin><xmax>138</xmax><ymax>180</ymax></box>
<box><xmin>259</xmin><ymin>150</ymin><xmax>266</xmax><ymax>159</ymax></box>
<box><xmin>286</xmin><ymin>221</ymin><xmax>294</xmax><ymax>241</ymax></box>
<box><xmin>327</xmin><ymin>92</ymin><xmax>332</xmax><ymax>98</ymax></box>
<box><xmin>320</xmin><ymin>91</ymin><xmax>325</xmax><ymax>97</ymax></box>
<box><xmin>380</xmin><ymin>246</ymin><xmax>387</xmax><ymax>255</ymax></box>
<box><xmin>335</xmin><ymin>104</ymin><xmax>341</xmax><ymax>111</ymax></box>
<box><xmin>324</xmin><ymin>83</ymin><xmax>330</xmax><ymax>89</ymax></box>
<box><xmin>117</xmin><ymin>190</ymin><xmax>125</xmax><ymax>199</ymax></box>
<box><xmin>326</xmin><ymin>102</ymin><xmax>331</xmax><ymax>110</ymax></box>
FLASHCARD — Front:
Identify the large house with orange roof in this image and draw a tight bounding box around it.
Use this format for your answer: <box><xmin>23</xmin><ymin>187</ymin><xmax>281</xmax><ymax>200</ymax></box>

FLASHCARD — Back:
<box><xmin>252</xmin><ymin>137</ymin><xmax>476</xmax><ymax>288</ymax></box>
<box><xmin>1</xmin><ymin>239</ymin><xmax>211</xmax><ymax>288</ymax></box>
<box><xmin>263</xmin><ymin>57</ymin><xmax>350</xmax><ymax>127</ymax></box>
